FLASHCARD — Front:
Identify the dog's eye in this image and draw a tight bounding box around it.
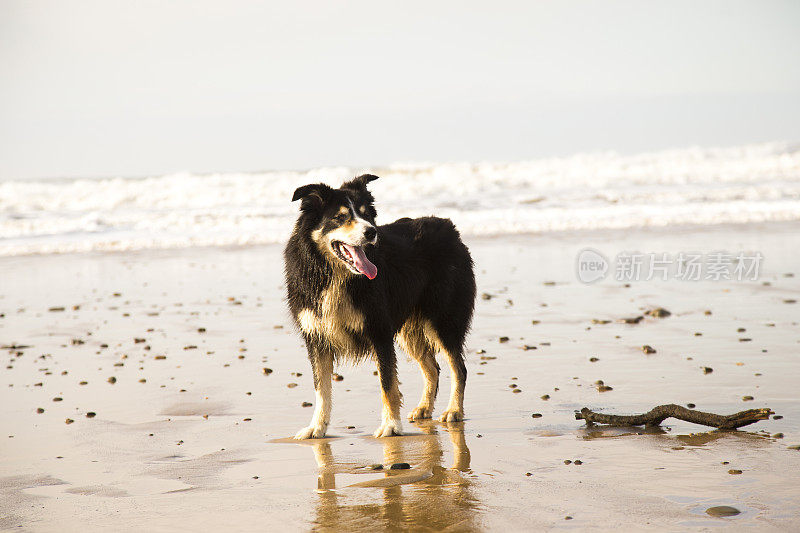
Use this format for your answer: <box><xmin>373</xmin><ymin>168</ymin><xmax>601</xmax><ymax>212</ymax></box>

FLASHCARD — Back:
<box><xmin>334</xmin><ymin>213</ymin><xmax>348</xmax><ymax>222</ymax></box>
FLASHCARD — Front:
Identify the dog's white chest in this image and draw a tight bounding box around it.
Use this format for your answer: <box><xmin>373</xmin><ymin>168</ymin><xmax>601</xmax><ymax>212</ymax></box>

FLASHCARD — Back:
<box><xmin>297</xmin><ymin>283</ymin><xmax>364</xmax><ymax>350</ymax></box>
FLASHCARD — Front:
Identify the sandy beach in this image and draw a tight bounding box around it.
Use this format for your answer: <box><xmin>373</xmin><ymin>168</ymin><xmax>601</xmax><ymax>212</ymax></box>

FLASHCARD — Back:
<box><xmin>2</xmin><ymin>222</ymin><xmax>799</xmax><ymax>531</ymax></box>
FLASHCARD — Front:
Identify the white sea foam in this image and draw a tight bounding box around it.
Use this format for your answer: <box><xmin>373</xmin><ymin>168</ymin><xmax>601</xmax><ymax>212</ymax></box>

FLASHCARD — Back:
<box><xmin>1</xmin><ymin>142</ymin><xmax>799</xmax><ymax>256</ymax></box>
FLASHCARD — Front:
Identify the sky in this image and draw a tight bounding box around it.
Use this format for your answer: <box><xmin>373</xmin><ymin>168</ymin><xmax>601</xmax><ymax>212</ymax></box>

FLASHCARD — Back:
<box><xmin>1</xmin><ymin>0</ymin><xmax>799</xmax><ymax>180</ymax></box>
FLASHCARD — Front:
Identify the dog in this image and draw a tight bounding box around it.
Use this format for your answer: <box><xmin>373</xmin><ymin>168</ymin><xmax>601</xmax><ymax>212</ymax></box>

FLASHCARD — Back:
<box><xmin>284</xmin><ymin>174</ymin><xmax>476</xmax><ymax>438</ymax></box>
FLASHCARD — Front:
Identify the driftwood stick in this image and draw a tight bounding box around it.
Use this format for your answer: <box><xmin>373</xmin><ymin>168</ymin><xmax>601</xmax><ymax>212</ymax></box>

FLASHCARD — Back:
<box><xmin>575</xmin><ymin>404</ymin><xmax>773</xmax><ymax>430</ymax></box>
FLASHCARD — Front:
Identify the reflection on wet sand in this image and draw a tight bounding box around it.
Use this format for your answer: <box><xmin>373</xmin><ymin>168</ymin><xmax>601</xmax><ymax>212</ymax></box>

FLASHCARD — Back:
<box><xmin>310</xmin><ymin>422</ymin><xmax>479</xmax><ymax>532</ymax></box>
<box><xmin>579</xmin><ymin>425</ymin><xmax>773</xmax><ymax>447</ymax></box>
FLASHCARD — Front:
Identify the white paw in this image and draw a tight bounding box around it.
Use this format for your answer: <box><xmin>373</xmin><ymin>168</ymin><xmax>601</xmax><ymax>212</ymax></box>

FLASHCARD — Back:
<box><xmin>294</xmin><ymin>423</ymin><xmax>327</xmax><ymax>440</ymax></box>
<box><xmin>439</xmin><ymin>409</ymin><xmax>464</xmax><ymax>422</ymax></box>
<box><xmin>373</xmin><ymin>419</ymin><xmax>403</xmax><ymax>437</ymax></box>
<box><xmin>407</xmin><ymin>406</ymin><xmax>433</xmax><ymax>421</ymax></box>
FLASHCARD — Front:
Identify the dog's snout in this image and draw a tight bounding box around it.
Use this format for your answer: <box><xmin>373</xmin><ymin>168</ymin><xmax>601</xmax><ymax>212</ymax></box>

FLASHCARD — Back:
<box><xmin>364</xmin><ymin>226</ymin><xmax>377</xmax><ymax>242</ymax></box>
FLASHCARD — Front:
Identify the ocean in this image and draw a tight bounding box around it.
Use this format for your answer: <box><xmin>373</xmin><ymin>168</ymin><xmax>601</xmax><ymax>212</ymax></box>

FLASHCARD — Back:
<box><xmin>1</xmin><ymin>142</ymin><xmax>799</xmax><ymax>256</ymax></box>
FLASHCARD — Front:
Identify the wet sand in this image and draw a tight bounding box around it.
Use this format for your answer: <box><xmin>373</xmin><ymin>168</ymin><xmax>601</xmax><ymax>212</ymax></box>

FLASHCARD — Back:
<box><xmin>1</xmin><ymin>222</ymin><xmax>799</xmax><ymax>531</ymax></box>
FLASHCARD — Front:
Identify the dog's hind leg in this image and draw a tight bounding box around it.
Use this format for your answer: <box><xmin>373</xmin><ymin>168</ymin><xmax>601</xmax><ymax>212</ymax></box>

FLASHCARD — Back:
<box><xmin>398</xmin><ymin>320</ymin><xmax>439</xmax><ymax>421</ymax></box>
<box><xmin>294</xmin><ymin>342</ymin><xmax>333</xmax><ymax>439</ymax></box>
<box><xmin>373</xmin><ymin>339</ymin><xmax>404</xmax><ymax>437</ymax></box>
<box><xmin>439</xmin><ymin>346</ymin><xmax>467</xmax><ymax>422</ymax></box>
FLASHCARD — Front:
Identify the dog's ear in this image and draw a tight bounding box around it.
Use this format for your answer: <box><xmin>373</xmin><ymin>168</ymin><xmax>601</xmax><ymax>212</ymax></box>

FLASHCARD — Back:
<box><xmin>291</xmin><ymin>183</ymin><xmax>332</xmax><ymax>210</ymax></box>
<box><xmin>342</xmin><ymin>174</ymin><xmax>379</xmax><ymax>191</ymax></box>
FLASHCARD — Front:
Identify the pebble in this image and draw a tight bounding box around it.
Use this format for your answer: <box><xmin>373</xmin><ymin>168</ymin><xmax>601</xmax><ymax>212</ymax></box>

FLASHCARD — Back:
<box><xmin>86</xmin><ymin>412</ymin><xmax>96</xmax><ymax>418</ymax></box>
<box><xmin>742</xmin><ymin>396</ymin><xmax>754</xmax><ymax>401</ymax></box>
<box><xmin>333</xmin><ymin>373</ymin><xmax>344</xmax><ymax>381</ymax></box>
<box><xmin>772</xmin><ymin>433</ymin><xmax>784</xmax><ymax>439</ymax></box>
<box><xmin>687</xmin><ymin>403</ymin><xmax>696</xmax><ymax>408</ymax></box>
<box><xmin>302</xmin><ymin>402</ymin><xmax>312</xmax><ymax>407</ymax></box>
<box><xmin>621</xmin><ymin>316</ymin><xmax>643</xmax><ymax>324</ymax></box>
<box><xmin>642</xmin><ymin>345</ymin><xmax>657</xmax><ymax>354</ymax></box>
<box><xmin>390</xmin><ymin>463</ymin><xmax>411</xmax><ymax>470</ymax></box>
<box><xmin>65</xmin><ymin>418</ymin><xmax>74</xmax><ymax>425</ymax></box>
<box><xmin>644</xmin><ymin>308</ymin><xmax>671</xmax><ymax>318</ymax></box>
<box><xmin>706</xmin><ymin>506</ymin><xmax>740</xmax><ymax>517</ymax></box>
<box><xmin>108</xmin><ymin>376</ymin><xmax>117</xmax><ymax>384</ymax></box>
<box><xmin>53</xmin><ymin>397</ymin><xmax>62</xmax><ymax>402</ymax></box>
<box><xmin>287</xmin><ymin>383</ymin><xmax>298</xmax><ymax>388</ymax></box>
<box><xmin>728</xmin><ymin>469</ymin><xmax>743</xmax><ymax>475</ymax></box>
<box><xmin>36</xmin><ymin>408</ymin><xmax>44</xmax><ymax>413</ymax></box>
<box><xmin>262</xmin><ymin>368</ymin><xmax>273</xmax><ymax>375</ymax></box>
<box><xmin>702</xmin><ymin>367</ymin><xmax>713</xmax><ymax>374</ymax></box>
<box><xmin>531</xmin><ymin>413</ymin><xmax>542</xmax><ymax>418</ymax></box>
<box><xmin>589</xmin><ymin>357</ymin><xmax>599</xmax><ymax>362</ymax></box>
<box><xmin>370</xmin><ymin>464</ymin><xmax>383</xmax><ymax>470</ymax></box>
<box><xmin>598</xmin><ymin>385</ymin><xmax>613</xmax><ymax>392</ymax></box>
<box><xmin>541</xmin><ymin>394</ymin><xmax>550</xmax><ymax>400</ymax></box>
<box><xmin>498</xmin><ymin>336</ymin><xmax>509</xmax><ymax>343</ymax></box>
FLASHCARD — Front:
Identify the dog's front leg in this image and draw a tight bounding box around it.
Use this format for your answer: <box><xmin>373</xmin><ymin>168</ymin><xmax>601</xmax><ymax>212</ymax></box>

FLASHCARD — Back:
<box><xmin>373</xmin><ymin>340</ymin><xmax>403</xmax><ymax>437</ymax></box>
<box><xmin>294</xmin><ymin>342</ymin><xmax>333</xmax><ymax>439</ymax></box>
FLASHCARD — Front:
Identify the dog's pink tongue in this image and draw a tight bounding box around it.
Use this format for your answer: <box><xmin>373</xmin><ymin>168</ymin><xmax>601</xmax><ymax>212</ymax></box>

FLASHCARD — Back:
<box><xmin>344</xmin><ymin>244</ymin><xmax>377</xmax><ymax>279</ymax></box>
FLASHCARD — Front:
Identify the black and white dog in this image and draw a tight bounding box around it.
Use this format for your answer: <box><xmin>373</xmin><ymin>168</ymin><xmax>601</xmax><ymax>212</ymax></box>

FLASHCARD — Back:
<box><xmin>284</xmin><ymin>175</ymin><xmax>476</xmax><ymax>438</ymax></box>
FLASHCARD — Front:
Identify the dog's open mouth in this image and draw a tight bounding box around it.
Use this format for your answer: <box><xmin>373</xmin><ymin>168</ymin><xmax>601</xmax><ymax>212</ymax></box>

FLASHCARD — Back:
<box><xmin>332</xmin><ymin>241</ymin><xmax>378</xmax><ymax>279</ymax></box>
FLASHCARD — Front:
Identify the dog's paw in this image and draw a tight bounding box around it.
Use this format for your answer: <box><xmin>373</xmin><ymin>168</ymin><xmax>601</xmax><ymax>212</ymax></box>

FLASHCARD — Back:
<box><xmin>439</xmin><ymin>409</ymin><xmax>464</xmax><ymax>422</ymax></box>
<box><xmin>373</xmin><ymin>419</ymin><xmax>403</xmax><ymax>438</ymax></box>
<box><xmin>407</xmin><ymin>406</ymin><xmax>433</xmax><ymax>421</ymax></box>
<box><xmin>294</xmin><ymin>423</ymin><xmax>327</xmax><ymax>440</ymax></box>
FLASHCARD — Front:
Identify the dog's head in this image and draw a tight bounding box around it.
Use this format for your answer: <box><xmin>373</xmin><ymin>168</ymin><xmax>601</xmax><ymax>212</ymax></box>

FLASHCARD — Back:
<box><xmin>292</xmin><ymin>174</ymin><xmax>380</xmax><ymax>279</ymax></box>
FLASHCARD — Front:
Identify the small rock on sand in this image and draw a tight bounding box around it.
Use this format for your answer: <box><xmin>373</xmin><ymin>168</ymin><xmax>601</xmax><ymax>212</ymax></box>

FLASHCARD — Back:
<box><xmin>302</xmin><ymin>402</ymin><xmax>312</xmax><ymax>407</ymax></box>
<box><xmin>742</xmin><ymin>396</ymin><xmax>754</xmax><ymax>401</ymax></box>
<box><xmin>287</xmin><ymin>383</ymin><xmax>298</xmax><ymax>388</ymax></box>
<box><xmin>390</xmin><ymin>463</ymin><xmax>411</xmax><ymax>470</ymax></box>
<box><xmin>706</xmin><ymin>506</ymin><xmax>740</xmax><ymax>517</ymax></box>
<box><xmin>644</xmin><ymin>308</ymin><xmax>671</xmax><ymax>318</ymax></box>
<box><xmin>728</xmin><ymin>469</ymin><xmax>743</xmax><ymax>475</ymax></box>
<box><xmin>642</xmin><ymin>345</ymin><xmax>657</xmax><ymax>354</ymax></box>
<box><xmin>702</xmin><ymin>367</ymin><xmax>713</xmax><ymax>374</ymax></box>
<box><xmin>531</xmin><ymin>413</ymin><xmax>542</xmax><ymax>418</ymax></box>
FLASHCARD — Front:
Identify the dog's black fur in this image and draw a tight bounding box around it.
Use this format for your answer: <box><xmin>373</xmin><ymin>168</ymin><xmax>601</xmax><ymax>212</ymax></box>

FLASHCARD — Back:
<box><xmin>284</xmin><ymin>175</ymin><xmax>475</xmax><ymax>438</ymax></box>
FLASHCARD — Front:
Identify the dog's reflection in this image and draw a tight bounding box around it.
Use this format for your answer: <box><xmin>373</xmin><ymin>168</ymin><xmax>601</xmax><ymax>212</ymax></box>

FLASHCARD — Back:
<box><xmin>309</xmin><ymin>422</ymin><xmax>477</xmax><ymax>532</ymax></box>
